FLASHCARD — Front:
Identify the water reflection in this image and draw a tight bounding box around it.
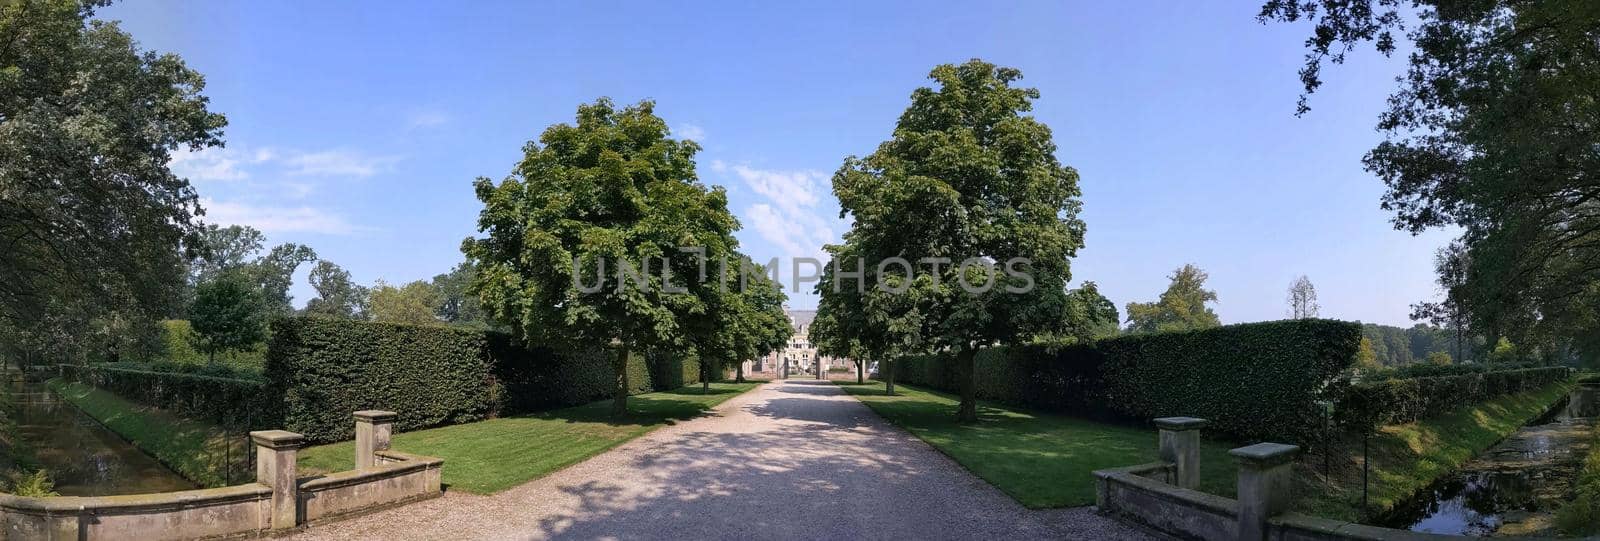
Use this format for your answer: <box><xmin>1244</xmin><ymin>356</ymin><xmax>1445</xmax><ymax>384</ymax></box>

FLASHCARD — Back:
<box><xmin>3</xmin><ymin>376</ymin><xmax>194</xmax><ymax>496</ymax></box>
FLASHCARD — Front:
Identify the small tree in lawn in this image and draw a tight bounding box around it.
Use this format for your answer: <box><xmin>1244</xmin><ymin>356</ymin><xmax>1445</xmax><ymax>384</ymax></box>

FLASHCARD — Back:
<box><xmin>188</xmin><ymin>270</ymin><xmax>267</xmax><ymax>364</ymax></box>
<box><xmin>831</xmin><ymin>60</ymin><xmax>1085</xmax><ymax>420</ymax></box>
<box><xmin>685</xmin><ymin>257</ymin><xmax>791</xmax><ymax>391</ymax></box>
<box><xmin>465</xmin><ymin>98</ymin><xmax>739</xmax><ymax>416</ymax></box>
<box><xmin>813</xmin><ymin>245</ymin><xmax>903</xmax><ymax>390</ymax></box>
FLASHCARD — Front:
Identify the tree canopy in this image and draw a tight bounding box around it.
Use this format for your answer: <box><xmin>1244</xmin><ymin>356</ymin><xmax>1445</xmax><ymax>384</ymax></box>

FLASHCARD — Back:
<box><xmin>368</xmin><ymin>280</ymin><xmax>441</xmax><ymax>326</ymax></box>
<box><xmin>305</xmin><ymin>260</ymin><xmax>369</xmax><ymax>319</ymax></box>
<box><xmin>464</xmin><ymin>98</ymin><xmax>740</xmax><ymax>415</ymax></box>
<box><xmin>1125</xmin><ymin>264</ymin><xmax>1220</xmax><ymax>334</ymax></box>
<box><xmin>1261</xmin><ymin>0</ymin><xmax>1600</xmax><ymax>364</ymax></box>
<box><xmin>827</xmin><ymin>59</ymin><xmax>1086</xmax><ymax>421</ymax></box>
<box><xmin>188</xmin><ymin>270</ymin><xmax>267</xmax><ymax>364</ymax></box>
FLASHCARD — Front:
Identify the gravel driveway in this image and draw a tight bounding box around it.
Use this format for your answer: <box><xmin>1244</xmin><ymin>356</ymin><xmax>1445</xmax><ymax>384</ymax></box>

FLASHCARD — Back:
<box><xmin>289</xmin><ymin>380</ymin><xmax>1157</xmax><ymax>540</ymax></box>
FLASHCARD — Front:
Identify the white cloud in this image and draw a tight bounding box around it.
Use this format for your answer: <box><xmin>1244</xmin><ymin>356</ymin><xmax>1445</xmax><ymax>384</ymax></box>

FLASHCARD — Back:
<box><xmin>201</xmin><ymin>199</ymin><xmax>369</xmax><ymax>236</ymax></box>
<box><xmin>168</xmin><ymin>146</ymin><xmax>268</xmax><ymax>182</ymax></box>
<box><xmin>284</xmin><ymin>150</ymin><xmax>396</xmax><ymax>177</ymax></box>
<box><xmin>713</xmin><ymin>162</ymin><xmax>841</xmax><ymax>263</ymax></box>
<box><xmin>718</xmin><ymin>162</ymin><xmax>825</xmax><ymax>218</ymax></box>
<box><xmin>676</xmin><ymin>123</ymin><xmax>707</xmax><ymax>142</ymax></box>
<box><xmin>407</xmin><ymin>110</ymin><xmax>451</xmax><ymax>129</ymax></box>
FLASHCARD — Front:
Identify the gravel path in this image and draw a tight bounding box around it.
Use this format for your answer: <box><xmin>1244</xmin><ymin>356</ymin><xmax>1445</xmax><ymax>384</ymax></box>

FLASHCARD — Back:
<box><xmin>289</xmin><ymin>380</ymin><xmax>1157</xmax><ymax>540</ymax></box>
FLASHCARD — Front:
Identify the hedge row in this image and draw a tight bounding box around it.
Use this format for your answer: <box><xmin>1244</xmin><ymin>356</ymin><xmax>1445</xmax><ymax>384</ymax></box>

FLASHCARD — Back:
<box><xmin>60</xmin><ymin>364</ymin><xmax>266</xmax><ymax>428</ymax></box>
<box><xmin>894</xmin><ymin>319</ymin><xmax>1363</xmax><ymax>443</ymax></box>
<box><xmin>1337</xmin><ymin>366</ymin><xmax>1573</xmax><ymax>427</ymax></box>
<box><xmin>264</xmin><ymin>317</ymin><xmax>699</xmax><ymax>443</ymax></box>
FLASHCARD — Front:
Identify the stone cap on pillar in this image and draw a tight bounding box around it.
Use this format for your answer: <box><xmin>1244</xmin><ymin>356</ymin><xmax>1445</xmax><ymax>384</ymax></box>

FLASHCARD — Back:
<box><xmin>1153</xmin><ymin>417</ymin><xmax>1209</xmax><ymax>431</ymax></box>
<box><xmin>354</xmin><ymin>410</ymin><xmax>398</xmax><ymax>423</ymax></box>
<box><xmin>1230</xmin><ymin>443</ymin><xmax>1300</xmax><ymax>468</ymax></box>
<box><xmin>249</xmin><ymin>430</ymin><xmax>306</xmax><ymax>450</ymax></box>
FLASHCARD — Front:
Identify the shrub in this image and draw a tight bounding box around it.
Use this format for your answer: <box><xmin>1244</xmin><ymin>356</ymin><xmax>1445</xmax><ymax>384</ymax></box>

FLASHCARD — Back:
<box><xmin>894</xmin><ymin>319</ymin><xmax>1362</xmax><ymax>443</ymax></box>
<box><xmin>1337</xmin><ymin>366</ymin><xmax>1572</xmax><ymax>427</ymax></box>
<box><xmin>265</xmin><ymin>317</ymin><xmax>699</xmax><ymax>443</ymax></box>
<box><xmin>61</xmin><ymin>364</ymin><xmax>266</xmax><ymax>428</ymax></box>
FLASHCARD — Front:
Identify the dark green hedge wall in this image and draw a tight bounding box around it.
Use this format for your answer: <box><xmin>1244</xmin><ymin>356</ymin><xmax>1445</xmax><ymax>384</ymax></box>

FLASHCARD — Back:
<box><xmin>61</xmin><ymin>364</ymin><xmax>266</xmax><ymax>428</ymax></box>
<box><xmin>894</xmin><ymin>319</ymin><xmax>1362</xmax><ymax>443</ymax></box>
<box><xmin>1337</xmin><ymin>366</ymin><xmax>1572</xmax><ymax>427</ymax></box>
<box><xmin>263</xmin><ymin>317</ymin><xmax>699</xmax><ymax>443</ymax></box>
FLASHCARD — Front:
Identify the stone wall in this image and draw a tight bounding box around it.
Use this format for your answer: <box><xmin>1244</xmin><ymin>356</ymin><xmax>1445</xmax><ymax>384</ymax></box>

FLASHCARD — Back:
<box><xmin>0</xmin><ymin>410</ymin><xmax>441</xmax><ymax>540</ymax></box>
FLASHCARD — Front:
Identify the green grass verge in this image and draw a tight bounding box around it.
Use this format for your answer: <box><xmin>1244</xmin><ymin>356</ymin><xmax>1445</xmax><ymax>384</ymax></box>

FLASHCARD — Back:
<box><xmin>836</xmin><ymin>381</ymin><xmax>1238</xmax><ymax>508</ymax></box>
<box><xmin>1554</xmin><ymin>415</ymin><xmax>1600</xmax><ymax>536</ymax></box>
<box><xmin>46</xmin><ymin>379</ymin><xmax>244</xmax><ymax>487</ymax></box>
<box><xmin>298</xmin><ymin>382</ymin><xmax>759</xmax><ymax>494</ymax></box>
<box><xmin>1294</xmin><ymin>380</ymin><xmax>1574</xmax><ymax>521</ymax></box>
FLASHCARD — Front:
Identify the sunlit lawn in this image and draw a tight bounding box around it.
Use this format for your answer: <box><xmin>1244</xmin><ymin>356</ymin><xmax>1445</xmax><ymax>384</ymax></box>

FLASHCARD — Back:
<box><xmin>837</xmin><ymin>381</ymin><xmax>1237</xmax><ymax>508</ymax></box>
<box><xmin>298</xmin><ymin>382</ymin><xmax>759</xmax><ymax>494</ymax></box>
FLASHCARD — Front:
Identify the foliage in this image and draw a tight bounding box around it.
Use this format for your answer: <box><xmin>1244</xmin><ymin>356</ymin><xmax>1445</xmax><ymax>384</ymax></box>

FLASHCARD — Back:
<box><xmin>1355</xmin><ymin>337</ymin><xmax>1379</xmax><ymax>369</ymax></box>
<box><xmin>464</xmin><ymin>98</ymin><xmax>739</xmax><ymax>415</ymax></box>
<box><xmin>187</xmin><ymin>270</ymin><xmax>268</xmax><ymax>364</ymax></box>
<box><xmin>264</xmin><ymin>316</ymin><xmax>701</xmax><ymax>443</ymax></box>
<box><xmin>828</xmin><ymin>59</ymin><xmax>1085</xmax><ymax>421</ymax></box>
<box><xmin>1556</xmin><ymin>420</ymin><xmax>1600</xmax><ymax>536</ymax></box>
<box><xmin>304</xmin><ymin>260</ymin><xmax>369</xmax><ymax>319</ymax></box>
<box><xmin>429</xmin><ymin>261</ymin><xmax>486</xmax><ymax>327</ymax></box>
<box><xmin>61</xmin><ymin>363</ymin><xmax>265</xmax><ymax>428</ymax></box>
<box><xmin>367</xmin><ymin>280</ymin><xmax>441</xmax><ymax>325</ymax></box>
<box><xmin>894</xmin><ymin>319</ymin><xmax>1362</xmax><ymax>443</ymax></box>
<box><xmin>1124</xmin><ymin>264</ymin><xmax>1220</xmax><ymax>334</ymax></box>
<box><xmin>1261</xmin><ymin>0</ymin><xmax>1600</xmax><ymax>365</ymax></box>
<box><xmin>1425</xmin><ymin>351</ymin><xmax>1452</xmax><ymax>366</ymax></box>
<box><xmin>0</xmin><ymin>0</ymin><xmax>224</xmax><ymax>367</ymax></box>
<box><xmin>1039</xmin><ymin>281</ymin><xmax>1119</xmax><ymax>345</ymax></box>
<box><xmin>838</xmin><ymin>381</ymin><xmax>1237</xmax><ymax>508</ymax></box>
<box><xmin>687</xmin><ymin>257</ymin><xmax>789</xmax><ymax>386</ymax></box>
<box><xmin>48</xmin><ymin>379</ymin><xmax>250</xmax><ymax>488</ymax></box>
<box><xmin>1287</xmin><ymin>275</ymin><xmax>1319</xmax><ymax>319</ymax></box>
<box><xmin>3</xmin><ymin>470</ymin><xmax>56</xmax><ymax>497</ymax></box>
<box><xmin>1336</xmin><ymin>367</ymin><xmax>1571</xmax><ymax>428</ymax></box>
<box><xmin>298</xmin><ymin>382</ymin><xmax>757</xmax><ymax>494</ymax></box>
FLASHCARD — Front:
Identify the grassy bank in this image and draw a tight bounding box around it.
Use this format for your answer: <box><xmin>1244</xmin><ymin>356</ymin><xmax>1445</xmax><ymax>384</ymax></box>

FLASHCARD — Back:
<box><xmin>46</xmin><ymin>379</ymin><xmax>245</xmax><ymax>487</ymax></box>
<box><xmin>1295</xmin><ymin>380</ymin><xmax>1574</xmax><ymax>521</ymax></box>
<box><xmin>299</xmin><ymin>382</ymin><xmax>759</xmax><ymax>494</ymax></box>
<box><xmin>1555</xmin><ymin>410</ymin><xmax>1600</xmax><ymax>535</ymax></box>
<box><xmin>836</xmin><ymin>381</ymin><xmax>1238</xmax><ymax>508</ymax></box>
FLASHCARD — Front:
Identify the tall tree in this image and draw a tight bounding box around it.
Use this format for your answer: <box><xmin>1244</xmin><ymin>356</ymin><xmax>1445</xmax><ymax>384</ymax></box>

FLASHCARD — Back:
<box><xmin>189</xmin><ymin>225</ymin><xmax>266</xmax><ymax>286</ymax></box>
<box><xmin>1125</xmin><ymin>264</ymin><xmax>1220</xmax><ymax>334</ymax></box>
<box><xmin>464</xmin><ymin>99</ymin><xmax>739</xmax><ymax>415</ymax></box>
<box><xmin>813</xmin><ymin>242</ymin><xmax>908</xmax><ymax>394</ymax></box>
<box><xmin>367</xmin><ymin>280</ymin><xmax>440</xmax><ymax>326</ymax></box>
<box><xmin>304</xmin><ymin>260</ymin><xmax>368</xmax><ymax>319</ymax></box>
<box><xmin>1286</xmin><ymin>275</ymin><xmax>1319</xmax><ymax>319</ymax></box>
<box><xmin>250</xmin><ymin>243</ymin><xmax>317</xmax><ymax>316</ymax></box>
<box><xmin>188</xmin><ymin>270</ymin><xmax>267</xmax><ymax>364</ymax></box>
<box><xmin>0</xmin><ymin>0</ymin><xmax>225</xmax><ymax>347</ymax></box>
<box><xmin>830</xmin><ymin>60</ymin><xmax>1085</xmax><ymax>422</ymax></box>
<box><xmin>1261</xmin><ymin>0</ymin><xmax>1600</xmax><ymax>363</ymax></box>
<box><xmin>430</xmin><ymin>261</ymin><xmax>486</xmax><ymax>327</ymax></box>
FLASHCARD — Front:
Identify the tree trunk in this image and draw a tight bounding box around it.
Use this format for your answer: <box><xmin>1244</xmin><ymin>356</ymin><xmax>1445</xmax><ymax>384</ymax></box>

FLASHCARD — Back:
<box><xmin>611</xmin><ymin>345</ymin><xmax>630</xmax><ymax>417</ymax></box>
<box><xmin>883</xmin><ymin>360</ymin><xmax>896</xmax><ymax>396</ymax></box>
<box><xmin>815</xmin><ymin>358</ymin><xmax>822</xmax><ymax>380</ymax></box>
<box><xmin>955</xmin><ymin>347</ymin><xmax>978</xmax><ymax>423</ymax></box>
<box><xmin>702</xmin><ymin>361</ymin><xmax>710</xmax><ymax>394</ymax></box>
<box><xmin>856</xmin><ymin>360</ymin><xmax>864</xmax><ymax>384</ymax></box>
<box><xmin>735</xmin><ymin>361</ymin><xmax>745</xmax><ymax>383</ymax></box>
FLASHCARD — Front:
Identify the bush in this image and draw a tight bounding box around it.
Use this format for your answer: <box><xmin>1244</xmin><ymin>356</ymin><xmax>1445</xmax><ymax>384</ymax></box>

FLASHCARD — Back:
<box><xmin>1337</xmin><ymin>366</ymin><xmax>1572</xmax><ymax>427</ymax></box>
<box><xmin>894</xmin><ymin>319</ymin><xmax>1362</xmax><ymax>443</ymax></box>
<box><xmin>61</xmin><ymin>364</ymin><xmax>266</xmax><ymax>428</ymax></box>
<box><xmin>265</xmin><ymin>317</ymin><xmax>699</xmax><ymax>443</ymax></box>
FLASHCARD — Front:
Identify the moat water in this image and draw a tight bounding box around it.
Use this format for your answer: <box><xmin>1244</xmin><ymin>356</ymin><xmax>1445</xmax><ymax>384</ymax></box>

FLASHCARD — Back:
<box><xmin>1381</xmin><ymin>386</ymin><xmax>1599</xmax><ymax>536</ymax></box>
<box><xmin>2</xmin><ymin>374</ymin><xmax>194</xmax><ymax>496</ymax></box>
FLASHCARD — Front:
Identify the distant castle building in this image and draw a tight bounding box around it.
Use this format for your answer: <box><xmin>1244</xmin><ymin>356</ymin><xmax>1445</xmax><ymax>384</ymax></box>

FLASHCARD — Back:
<box><xmin>743</xmin><ymin>308</ymin><xmax>853</xmax><ymax>379</ymax></box>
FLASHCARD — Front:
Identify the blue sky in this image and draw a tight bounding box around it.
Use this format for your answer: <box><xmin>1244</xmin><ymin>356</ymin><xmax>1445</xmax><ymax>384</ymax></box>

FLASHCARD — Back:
<box><xmin>106</xmin><ymin>1</ymin><xmax>1454</xmax><ymax>326</ymax></box>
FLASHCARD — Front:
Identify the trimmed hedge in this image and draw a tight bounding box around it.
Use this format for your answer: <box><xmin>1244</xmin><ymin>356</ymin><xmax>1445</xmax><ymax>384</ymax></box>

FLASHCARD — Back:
<box><xmin>264</xmin><ymin>317</ymin><xmax>699</xmax><ymax>443</ymax></box>
<box><xmin>60</xmin><ymin>364</ymin><xmax>266</xmax><ymax>428</ymax></box>
<box><xmin>1337</xmin><ymin>366</ymin><xmax>1572</xmax><ymax>427</ymax></box>
<box><xmin>894</xmin><ymin>319</ymin><xmax>1363</xmax><ymax>443</ymax></box>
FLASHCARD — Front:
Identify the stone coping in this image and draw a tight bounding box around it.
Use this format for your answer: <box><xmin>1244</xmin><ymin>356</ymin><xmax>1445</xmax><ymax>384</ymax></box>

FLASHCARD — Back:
<box><xmin>1269</xmin><ymin>512</ymin><xmax>1497</xmax><ymax>540</ymax></box>
<box><xmin>1153</xmin><ymin>417</ymin><xmax>1208</xmax><ymax>431</ymax></box>
<box><xmin>354</xmin><ymin>410</ymin><xmax>398</xmax><ymax>422</ymax></box>
<box><xmin>300</xmin><ymin>452</ymin><xmax>444</xmax><ymax>492</ymax></box>
<box><xmin>250</xmin><ymin>429</ymin><xmax>307</xmax><ymax>449</ymax></box>
<box><xmin>1229</xmin><ymin>442</ymin><xmax>1300</xmax><ymax>467</ymax></box>
<box><xmin>0</xmin><ymin>483</ymin><xmax>272</xmax><ymax>514</ymax></box>
<box><xmin>1092</xmin><ymin>461</ymin><xmax>1174</xmax><ymax>480</ymax></box>
<box><xmin>1098</xmin><ymin>468</ymin><xmax>1239</xmax><ymax>516</ymax></box>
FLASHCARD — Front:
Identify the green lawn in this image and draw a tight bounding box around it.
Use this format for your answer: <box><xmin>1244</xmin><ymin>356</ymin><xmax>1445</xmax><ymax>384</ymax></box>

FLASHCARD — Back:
<box><xmin>47</xmin><ymin>379</ymin><xmax>245</xmax><ymax>487</ymax></box>
<box><xmin>299</xmin><ymin>382</ymin><xmax>759</xmax><ymax>494</ymax></box>
<box><xmin>1294</xmin><ymin>380</ymin><xmax>1574</xmax><ymax>521</ymax></box>
<box><xmin>837</xmin><ymin>381</ymin><xmax>1238</xmax><ymax>508</ymax></box>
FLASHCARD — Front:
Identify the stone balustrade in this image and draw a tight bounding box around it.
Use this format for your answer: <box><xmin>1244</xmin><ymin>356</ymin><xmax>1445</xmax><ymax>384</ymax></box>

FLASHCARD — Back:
<box><xmin>0</xmin><ymin>410</ymin><xmax>441</xmax><ymax>540</ymax></box>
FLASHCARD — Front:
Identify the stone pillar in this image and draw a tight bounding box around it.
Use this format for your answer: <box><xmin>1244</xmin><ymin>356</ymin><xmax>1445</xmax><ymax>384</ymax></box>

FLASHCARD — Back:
<box><xmin>251</xmin><ymin>430</ymin><xmax>305</xmax><ymax>531</ymax></box>
<box><xmin>1154</xmin><ymin>416</ymin><xmax>1207</xmax><ymax>489</ymax></box>
<box><xmin>354</xmin><ymin>410</ymin><xmax>397</xmax><ymax>469</ymax></box>
<box><xmin>1231</xmin><ymin>442</ymin><xmax>1300</xmax><ymax>541</ymax></box>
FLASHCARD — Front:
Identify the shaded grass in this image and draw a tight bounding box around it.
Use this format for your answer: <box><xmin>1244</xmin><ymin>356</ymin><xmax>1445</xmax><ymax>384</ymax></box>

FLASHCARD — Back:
<box><xmin>46</xmin><ymin>379</ymin><xmax>245</xmax><ymax>487</ymax></box>
<box><xmin>1554</xmin><ymin>414</ymin><xmax>1600</xmax><ymax>536</ymax></box>
<box><xmin>299</xmin><ymin>382</ymin><xmax>758</xmax><ymax>494</ymax></box>
<box><xmin>837</xmin><ymin>381</ymin><xmax>1237</xmax><ymax>508</ymax></box>
<box><xmin>1294</xmin><ymin>380</ymin><xmax>1574</xmax><ymax>522</ymax></box>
